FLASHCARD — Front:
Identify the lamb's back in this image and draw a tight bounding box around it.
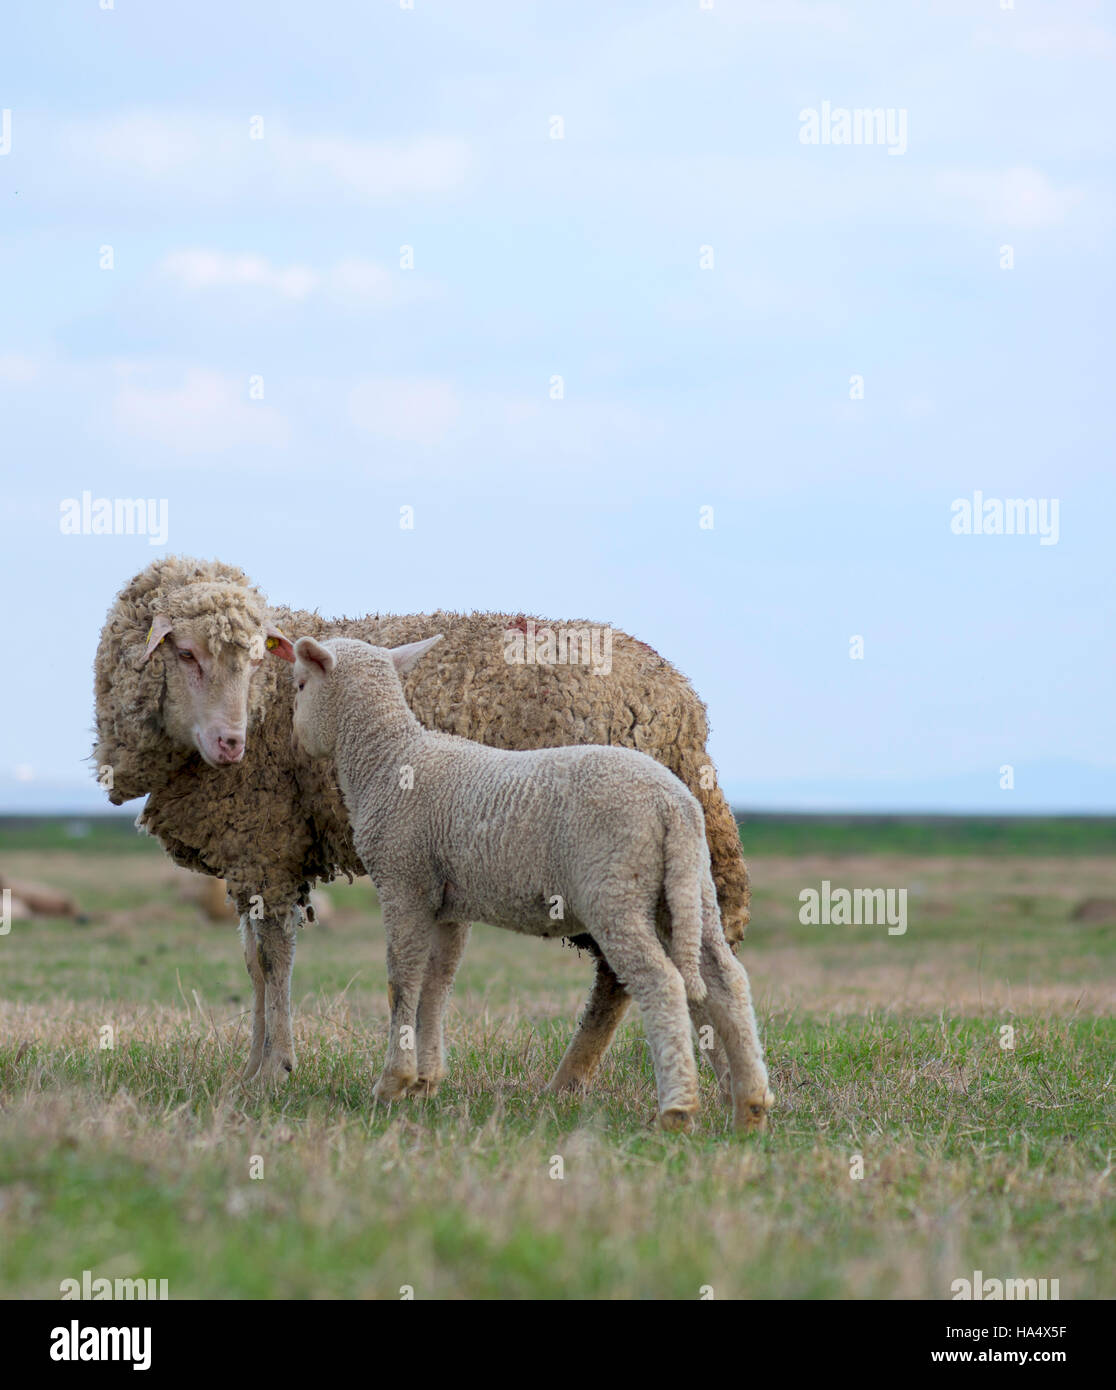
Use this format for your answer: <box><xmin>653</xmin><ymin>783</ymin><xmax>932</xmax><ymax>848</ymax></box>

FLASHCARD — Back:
<box><xmin>372</xmin><ymin>737</ymin><xmax>694</xmax><ymax>934</ymax></box>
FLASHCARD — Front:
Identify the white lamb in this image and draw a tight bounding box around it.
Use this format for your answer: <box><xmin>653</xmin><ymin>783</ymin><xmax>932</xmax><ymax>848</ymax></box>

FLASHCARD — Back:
<box><xmin>291</xmin><ymin>633</ymin><xmax>774</xmax><ymax>1132</ymax></box>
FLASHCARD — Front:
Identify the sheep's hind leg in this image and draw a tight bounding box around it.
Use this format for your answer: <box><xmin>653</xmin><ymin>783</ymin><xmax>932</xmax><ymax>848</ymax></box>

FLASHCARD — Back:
<box><xmin>547</xmin><ymin>951</ymin><xmax>631</xmax><ymax>1095</ymax></box>
<box><xmin>689</xmin><ymin>1001</ymin><xmax>734</xmax><ymax>1107</ymax></box>
<box><xmin>407</xmin><ymin>920</ymin><xmax>470</xmax><ymax>1097</ymax></box>
<box><xmin>696</xmin><ymin>885</ymin><xmax>773</xmax><ymax>1132</ymax></box>
<box><xmin>239</xmin><ymin>914</ymin><xmax>267</xmax><ymax>1079</ymax></box>
<box><xmin>375</xmin><ymin>897</ymin><xmax>435</xmax><ymax>1103</ymax></box>
<box><xmin>593</xmin><ymin>918</ymin><xmax>699</xmax><ymax>1131</ymax></box>
<box><xmin>253</xmin><ymin>906</ymin><xmax>300</xmax><ymax>1084</ymax></box>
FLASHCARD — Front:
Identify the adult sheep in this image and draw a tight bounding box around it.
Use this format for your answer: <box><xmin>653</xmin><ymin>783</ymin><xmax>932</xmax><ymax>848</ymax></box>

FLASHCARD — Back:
<box><xmin>93</xmin><ymin>555</ymin><xmax>751</xmax><ymax>1087</ymax></box>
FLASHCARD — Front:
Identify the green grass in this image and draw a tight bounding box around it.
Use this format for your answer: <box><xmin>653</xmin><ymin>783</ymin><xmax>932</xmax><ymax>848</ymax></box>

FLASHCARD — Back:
<box><xmin>736</xmin><ymin>813</ymin><xmax>1116</xmax><ymax>857</ymax></box>
<box><xmin>0</xmin><ymin>818</ymin><xmax>1112</xmax><ymax>1299</ymax></box>
<box><xmin>0</xmin><ymin>815</ymin><xmax>160</xmax><ymax>855</ymax></box>
<box><xmin>5</xmin><ymin>811</ymin><xmax>1116</xmax><ymax>858</ymax></box>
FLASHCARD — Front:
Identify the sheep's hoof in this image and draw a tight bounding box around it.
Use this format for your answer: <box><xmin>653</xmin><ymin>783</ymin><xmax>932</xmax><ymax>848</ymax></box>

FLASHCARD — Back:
<box><xmin>373</xmin><ymin>1073</ymin><xmax>414</xmax><ymax>1103</ymax></box>
<box><xmin>658</xmin><ymin>1106</ymin><xmax>697</xmax><ymax>1133</ymax></box>
<box><xmin>735</xmin><ymin>1089</ymin><xmax>775</xmax><ymax>1133</ymax></box>
<box><xmin>405</xmin><ymin>1076</ymin><xmax>442</xmax><ymax>1098</ymax></box>
<box><xmin>255</xmin><ymin>1052</ymin><xmax>295</xmax><ymax>1086</ymax></box>
<box><xmin>544</xmin><ymin>1068</ymin><xmax>592</xmax><ymax>1096</ymax></box>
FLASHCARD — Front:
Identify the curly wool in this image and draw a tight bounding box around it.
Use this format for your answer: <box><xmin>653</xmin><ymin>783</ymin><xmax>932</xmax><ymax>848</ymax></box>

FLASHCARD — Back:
<box><xmin>92</xmin><ymin>556</ymin><xmax>751</xmax><ymax>941</ymax></box>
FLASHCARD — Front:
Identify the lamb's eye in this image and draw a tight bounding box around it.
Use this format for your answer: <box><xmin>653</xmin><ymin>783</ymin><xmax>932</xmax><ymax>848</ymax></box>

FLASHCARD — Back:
<box><xmin>178</xmin><ymin>649</ymin><xmax>195</xmax><ymax>663</ymax></box>
<box><xmin>297</xmin><ymin>680</ymin><xmax>306</xmax><ymax>691</ymax></box>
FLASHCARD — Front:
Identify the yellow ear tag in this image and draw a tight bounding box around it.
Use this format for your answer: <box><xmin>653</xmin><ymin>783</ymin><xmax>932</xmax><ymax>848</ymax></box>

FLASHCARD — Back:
<box><xmin>266</xmin><ymin>636</ymin><xmax>277</xmax><ymax>650</ymax></box>
<box><xmin>146</xmin><ymin>626</ymin><xmax>153</xmax><ymax>645</ymax></box>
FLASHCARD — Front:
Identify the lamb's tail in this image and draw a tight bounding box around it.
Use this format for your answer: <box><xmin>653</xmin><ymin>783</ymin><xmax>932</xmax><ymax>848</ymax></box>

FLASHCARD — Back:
<box><xmin>662</xmin><ymin>805</ymin><xmax>708</xmax><ymax>1004</ymax></box>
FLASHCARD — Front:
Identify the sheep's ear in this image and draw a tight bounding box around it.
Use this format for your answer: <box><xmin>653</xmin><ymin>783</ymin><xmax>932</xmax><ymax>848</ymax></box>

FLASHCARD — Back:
<box><xmin>264</xmin><ymin>625</ymin><xmax>295</xmax><ymax>663</ymax></box>
<box><xmin>389</xmin><ymin>634</ymin><xmax>444</xmax><ymax>677</ymax></box>
<box><xmin>293</xmin><ymin>635</ymin><xmax>336</xmax><ymax>676</ymax></box>
<box><xmin>140</xmin><ymin>615</ymin><xmax>174</xmax><ymax>663</ymax></box>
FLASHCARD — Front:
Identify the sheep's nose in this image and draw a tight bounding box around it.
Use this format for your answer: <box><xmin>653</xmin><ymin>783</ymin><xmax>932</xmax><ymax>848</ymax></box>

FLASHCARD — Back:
<box><xmin>217</xmin><ymin>734</ymin><xmax>243</xmax><ymax>759</ymax></box>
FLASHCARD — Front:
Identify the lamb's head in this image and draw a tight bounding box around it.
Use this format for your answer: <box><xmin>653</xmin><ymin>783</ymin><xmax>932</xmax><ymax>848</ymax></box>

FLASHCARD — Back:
<box><xmin>291</xmin><ymin>634</ymin><xmax>444</xmax><ymax>759</ymax></box>
<box><xmin>141</xmin><ymin>582</ymin><xmax>295</xmax><ymax>767</ymax></box>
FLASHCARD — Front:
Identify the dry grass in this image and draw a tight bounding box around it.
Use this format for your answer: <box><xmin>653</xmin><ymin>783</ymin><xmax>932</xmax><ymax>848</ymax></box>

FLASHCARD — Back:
<box><xmin>0</xmin><ymin>837</ymin><xmax>1113</xmax><ymax>1299</ymax></box>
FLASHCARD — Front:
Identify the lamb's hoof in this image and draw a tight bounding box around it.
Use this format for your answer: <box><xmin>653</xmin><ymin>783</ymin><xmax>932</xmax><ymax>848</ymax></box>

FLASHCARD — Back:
<box><xmin>255</xmin><ymin>1052</ymin><xmax>295</xmax><ymax>1086</ymax></box>
<box><xmin>405</xmin><ymin>1076</ymin><xmax>442</xmax><ymax>1098</ymax></box>
<box><xmin>736</xmin><ymin>1089</ymin><xmax>775</xmax><ymax>1133</ymax></box>
<box><xmin>658</xmin><ymin>1106</ymin><xmax>697</xmax><ymax>1133</ymax></box>
<box><xmin>374</xmin><ymin>1073</ymin><xmax>414</xmax><ymax>1104</ymax></box>
<box><xmin>544</xmin><ymin>1069</ymin><xmax>591</xmax><ymax>1096</ymax></box>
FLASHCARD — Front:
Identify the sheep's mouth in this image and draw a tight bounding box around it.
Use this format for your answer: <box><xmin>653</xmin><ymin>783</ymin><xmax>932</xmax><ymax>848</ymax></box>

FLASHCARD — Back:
<box><xmin>194</xmin><ymin>738</ymin><xmax>246</xmax><ymax>768</ymax></box>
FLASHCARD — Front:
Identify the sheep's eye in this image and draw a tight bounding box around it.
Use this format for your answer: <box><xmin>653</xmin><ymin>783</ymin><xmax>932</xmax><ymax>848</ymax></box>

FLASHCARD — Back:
<box><xmin>297</xmin><ymin>680</ymin><xmax>306</xmax><ymax>691</ymax></box>
<box><xmin>178</xmin><ymin>649</ymin><xmax>196</xmax><ymax>663</ymax></box>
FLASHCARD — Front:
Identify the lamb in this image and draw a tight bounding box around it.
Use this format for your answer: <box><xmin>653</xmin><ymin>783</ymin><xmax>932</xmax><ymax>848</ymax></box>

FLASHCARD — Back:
<box><xmin>290</xmin><ymin>634</ymin><xmax>773</xmax><ymax>1131</ymax></box>
<box><xmin>92</xmin><ymin>555</ymin><xmax>753</xmax><ymax>1091</ymax></box>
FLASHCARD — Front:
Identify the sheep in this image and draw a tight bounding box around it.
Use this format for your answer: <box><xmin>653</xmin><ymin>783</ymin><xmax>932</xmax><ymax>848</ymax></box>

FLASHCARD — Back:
<box><xmin>291</xmin><ymin>634</ymin><xmax>773</xmax><ymax>1131</ymax></box>
<box><xmin>92</xmin><ymin>555</ymin><xmax>753</xmax><ymax>1090</ymax></box>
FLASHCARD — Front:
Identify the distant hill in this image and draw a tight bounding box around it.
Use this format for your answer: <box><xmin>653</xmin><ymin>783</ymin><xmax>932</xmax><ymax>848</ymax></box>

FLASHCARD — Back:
<box><xmin>726</xmin><ymin>759</ymin><xmax>1116</xmax><ymax>816</ymax></box>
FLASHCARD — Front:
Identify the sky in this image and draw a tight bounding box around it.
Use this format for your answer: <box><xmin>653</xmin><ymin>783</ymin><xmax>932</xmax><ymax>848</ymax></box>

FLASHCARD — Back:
<box><xmin>1</xmin><ymin>0</ymin><xmax>1113</xmax><ymax>814</ymax></box>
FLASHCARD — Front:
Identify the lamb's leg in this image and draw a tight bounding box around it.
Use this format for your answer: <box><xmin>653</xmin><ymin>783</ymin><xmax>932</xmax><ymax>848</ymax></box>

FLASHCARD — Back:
<box><xmin>239</xmin><ymin>914</ymin><xmax>267</xmax><ymax>1079</ymax></box>
<box><xmin>695</xmin><ymin>886</ymin><xmax>773</xmax><ymax>1132</ymax></box>
<box><xmin>594</xmin><ymin>918</ymin><xmax>700</xmax><ymax>1130</ymax></box>
<box><xmin>547</xmin><ymin>954</ymin><xmax>632</xmax><ymax>1094</ymax></box>
<box><xmin>376</xmin><ymin>899</ymin><xmax>435</xmax><ymax>1103</ymax></box>
<box><xmin>408</xmin><ymin>920</ymin><xmax>470</xmax><ymax>1096</ymax></box>
<box><xmin>252</xmin><ymin>905</ymin><xmax>300</xmax><ymax>1084</ymax></box>
<box><xmin>689</xmin><ymin>1000</ymin><xmax>734</xmax><ymax>1105</ymax></box>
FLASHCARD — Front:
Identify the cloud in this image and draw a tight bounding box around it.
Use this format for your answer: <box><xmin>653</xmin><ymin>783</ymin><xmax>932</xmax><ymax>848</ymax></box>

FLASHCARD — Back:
<box><xmin>0</xmin><ymin>354</ymin><xmax>39</xmax><ymax>383</ymax></box>
<box><xmin>159</xmin><ymin>249</ymin><xmax>429</xmax><ymax>307</ymax></box>
<box><xmin>112</xmin><ymin>368</ymin><xmax>289</xmax><ymax>454</ymax></box>
<box><xmin>933</xmin><ymin>166</ymin><xmax>1084</xmax><ymax>229</ymax></box>
<box><xmin>162</xmin><ymin>250</ymin><xmax>320</xmax><ymax>300</ymax></box>
<box><xmin>294</xmin><ymin>133</ymin><xmax>471</xmax><ymax>199</ymax></box>
<box><xmin>347</xmin><ymin>378</ymin><xmax>662</xmax><ymax>466</ymax></box>
<box><xmin>349</xmin><ymin>378</ymin><xmax>462</xmax><ymax>446</ymax></box>
<box><xmin>57</xmin><ymin>113</ymin><xmax>471</xmax><ymax>206</ymax></box>
<box><xmin>974</xmin><ymin>22</ymin><xmax>1116</xmax><ymax>59</ymax></box>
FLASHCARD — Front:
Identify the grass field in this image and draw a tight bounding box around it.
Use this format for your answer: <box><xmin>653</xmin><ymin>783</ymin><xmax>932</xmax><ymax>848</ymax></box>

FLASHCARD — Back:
<box><xmin>1</xmin><ymin>816</ymin><xmax>1113</xmax><ymax>1300</ymax></box>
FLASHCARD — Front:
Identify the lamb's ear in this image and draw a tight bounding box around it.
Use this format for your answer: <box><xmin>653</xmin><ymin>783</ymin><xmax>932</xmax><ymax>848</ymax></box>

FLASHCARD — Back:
<box><xmin>293</xmin><ymin>636</ymin><xmax>336</xmax><ymax>676</ymax></box>
<box><xmin>389</xmin><ymin>634</ymin><xmax>444</xmax><ymax>677</ymax></box>
<box><xmin>140</xmin><ymin>615</ymin><xmax>174</xmax><ymax>663</ymax></box>
<box><xmin>264</xmin><ymin>625</ymin><xmax>295</xmax><ymax>663</ymax></box>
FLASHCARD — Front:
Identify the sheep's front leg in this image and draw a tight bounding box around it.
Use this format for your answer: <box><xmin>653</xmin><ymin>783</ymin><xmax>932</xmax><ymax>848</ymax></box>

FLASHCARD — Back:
<box><xmin>239</xmin><ymin>914</ymin><xmax>267</xmax><ymax>1079</ymax></box>
<box><xmin>375</xmin><ymin>898</ymin><xmax>436</xmax><ymax>1103</ymax></box>
<box><xmin>252</xmin><ymin>906</ymin><xmax>300</xmax><ymax>1084</ymax></box>
<box><xmin>408</xmin><ymin>921</ymin><xmax>470</xmax><ymax>1097</ymax></box>
<box><xmin>547</xmin><ymin>954</ymin><xmax>631</xmax><ymax>1094</ymax></box>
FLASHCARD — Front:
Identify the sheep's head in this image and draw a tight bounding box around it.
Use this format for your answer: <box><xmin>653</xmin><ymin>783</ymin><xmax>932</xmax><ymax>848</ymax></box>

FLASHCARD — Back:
<box><xmin>291</xmin><ymin>634</ymin><xmax>443</xmax><ymax>760</ymax></box>
<box><xmin>141</xmin><ymin>582</ymin><xmax>294</xmax><ymax>767</ymax></box>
